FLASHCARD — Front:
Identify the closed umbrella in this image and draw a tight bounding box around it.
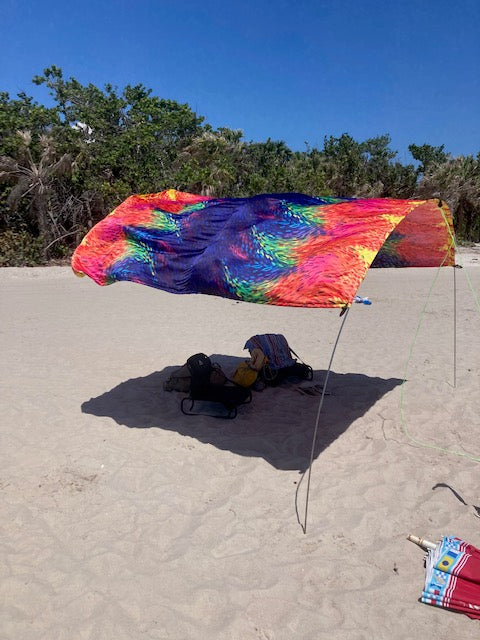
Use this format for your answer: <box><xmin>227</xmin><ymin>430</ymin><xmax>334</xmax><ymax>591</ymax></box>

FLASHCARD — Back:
<box><xmin>408</xmin><ymin>534</ymin><xmax>480</xmax><ymax>619</ymax></box>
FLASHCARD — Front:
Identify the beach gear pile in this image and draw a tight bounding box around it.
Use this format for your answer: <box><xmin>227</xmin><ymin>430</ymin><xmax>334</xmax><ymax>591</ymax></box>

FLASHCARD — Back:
<box><xmin>164</xmin><ymin>334</ymin><xmax>313</xmax><ymax>418</ymax></box>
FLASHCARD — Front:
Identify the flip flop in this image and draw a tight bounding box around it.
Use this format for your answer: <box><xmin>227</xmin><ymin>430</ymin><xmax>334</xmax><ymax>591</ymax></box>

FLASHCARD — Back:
<box><xmin>296</xmin><ymin>384</ymin><xmax>330</xmax><ymax>397</ymax></box>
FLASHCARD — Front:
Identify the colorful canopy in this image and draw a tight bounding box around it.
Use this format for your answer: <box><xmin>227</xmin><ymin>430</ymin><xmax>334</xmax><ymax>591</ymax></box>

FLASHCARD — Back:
<box><xmin>72</xmin><ymin>190</ymin><xmax>454</xmax><ymax>308</ymax></box>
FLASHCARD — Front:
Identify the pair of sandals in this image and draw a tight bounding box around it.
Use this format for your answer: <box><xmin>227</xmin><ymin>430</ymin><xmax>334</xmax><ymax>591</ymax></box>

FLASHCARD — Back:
<box><xmin>294</xmin><ymin>384</ymin><xmax>330</xmax><ymax>397</ymax></box>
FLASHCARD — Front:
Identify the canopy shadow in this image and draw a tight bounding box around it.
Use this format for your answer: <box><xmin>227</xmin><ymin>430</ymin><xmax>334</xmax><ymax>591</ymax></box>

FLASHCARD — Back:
<box><xmin>81</xmin><ymin>354</ymin><xmax>403</xmax><ymax>472</ymax></box>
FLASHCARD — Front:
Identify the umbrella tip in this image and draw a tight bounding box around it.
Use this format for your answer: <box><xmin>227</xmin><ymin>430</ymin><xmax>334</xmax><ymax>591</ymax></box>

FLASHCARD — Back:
<box><xmin>407</xmin><ymin>534</ymin><xmax>437</xmax><ymax>550</ymax></box>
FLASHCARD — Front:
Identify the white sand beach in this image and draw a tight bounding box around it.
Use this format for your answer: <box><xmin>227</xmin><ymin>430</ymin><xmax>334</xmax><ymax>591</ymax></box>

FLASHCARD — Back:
<box><xmin>1</xmin><ymin>246</ymin><xmax>479</xmax><ymax>639</ymax></box>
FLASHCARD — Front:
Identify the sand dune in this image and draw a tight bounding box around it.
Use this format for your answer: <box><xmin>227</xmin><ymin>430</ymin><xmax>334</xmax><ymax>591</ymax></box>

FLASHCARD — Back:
<box><xmin>1</xmin><ymin>247</ymin><xmax>479</xmax><ymax>639</ymax></box>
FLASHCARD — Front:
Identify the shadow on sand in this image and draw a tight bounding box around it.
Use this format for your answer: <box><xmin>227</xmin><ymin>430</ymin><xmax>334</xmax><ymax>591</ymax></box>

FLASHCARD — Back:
<box><xmin>82</xmin><ymin>354</ymin><xmax>403</xmax><ymax>472</ymax></box>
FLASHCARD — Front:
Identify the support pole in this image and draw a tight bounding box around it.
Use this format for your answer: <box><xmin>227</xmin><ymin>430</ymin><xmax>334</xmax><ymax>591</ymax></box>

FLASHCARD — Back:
<box><xmin>454</xmin><ymin>263</ymin><xmax>457</xmax><ymax>388</ymax></box>
<box><xmin>298</xmin><ymin>306</ymin><xmax>351</xmax><ymax>534</ymax></box>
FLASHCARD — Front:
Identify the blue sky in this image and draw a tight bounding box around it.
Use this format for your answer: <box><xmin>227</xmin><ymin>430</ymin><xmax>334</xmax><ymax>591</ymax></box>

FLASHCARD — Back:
<box><xmin>1</xmin><ymin>0</ymin><xmax>479</xmax><ymax>162</ymax></box>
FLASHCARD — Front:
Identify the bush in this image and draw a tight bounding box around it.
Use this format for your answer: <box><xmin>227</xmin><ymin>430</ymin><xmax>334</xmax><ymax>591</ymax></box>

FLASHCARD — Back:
<box><xmin>0</xmin><ymin>229</ymin><xmax>45</xmax><ymax>266</ymax></box>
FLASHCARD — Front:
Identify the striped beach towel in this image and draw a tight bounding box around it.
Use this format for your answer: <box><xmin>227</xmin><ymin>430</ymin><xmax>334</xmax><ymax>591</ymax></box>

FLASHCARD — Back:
<box><xmin>244</xmin><ymin>334</ymin><xmax>296</xmax><ymax>371</ymax></box>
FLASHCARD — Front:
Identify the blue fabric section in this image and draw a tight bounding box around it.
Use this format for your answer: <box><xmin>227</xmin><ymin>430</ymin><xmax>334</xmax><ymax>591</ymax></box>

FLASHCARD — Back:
<box><xmin>244</xmin><ymin>334</ymin><xmax>297</xmax><ymax>370</ymax></box>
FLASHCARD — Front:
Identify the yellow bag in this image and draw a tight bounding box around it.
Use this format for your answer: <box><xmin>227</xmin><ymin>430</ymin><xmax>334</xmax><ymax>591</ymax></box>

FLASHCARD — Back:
<box><xmin>232</xmin><ymin>361</ymin><xmax>258</xmax><ymax>388</ymax></box>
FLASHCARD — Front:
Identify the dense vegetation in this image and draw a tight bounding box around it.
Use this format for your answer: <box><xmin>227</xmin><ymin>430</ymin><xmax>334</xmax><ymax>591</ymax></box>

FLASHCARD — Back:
<box><xmin>1</xmin><ymin>66</ymin><xmax>479</xmax><ymax>266</ymax></box>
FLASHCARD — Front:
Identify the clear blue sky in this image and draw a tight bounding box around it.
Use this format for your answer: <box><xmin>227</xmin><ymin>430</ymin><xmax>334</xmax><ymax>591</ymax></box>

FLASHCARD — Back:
<box><xmin>1</xmin><ymin>0</ymin><xmax>479</xmax><ymax>162</ymax></box>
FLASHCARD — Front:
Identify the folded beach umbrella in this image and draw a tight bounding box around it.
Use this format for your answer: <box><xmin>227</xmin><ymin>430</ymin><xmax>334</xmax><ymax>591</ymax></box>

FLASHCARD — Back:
<box><xmin>71</xmin><ymin>190</ymin><xmax>454</xmax><ymax>308</ymax></box>
<box><xmin>408</xmin><ymin>535</ymin><xmax>480</xmax><ymax>619</ymax></box>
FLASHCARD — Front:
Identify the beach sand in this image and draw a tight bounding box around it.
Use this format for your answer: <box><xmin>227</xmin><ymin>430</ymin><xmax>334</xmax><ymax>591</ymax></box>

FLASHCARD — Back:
<box><xmin>1</xmin><ymin>246</ymin><xmax>479</xmax><ymax>639</ymax></box>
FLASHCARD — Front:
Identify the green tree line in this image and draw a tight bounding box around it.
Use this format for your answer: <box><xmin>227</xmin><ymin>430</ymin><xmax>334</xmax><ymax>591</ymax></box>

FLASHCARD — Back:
<box><xmin>1</xmin><ymin>66</ymin><xmax>479</xmax><ymax>265</ymax></box>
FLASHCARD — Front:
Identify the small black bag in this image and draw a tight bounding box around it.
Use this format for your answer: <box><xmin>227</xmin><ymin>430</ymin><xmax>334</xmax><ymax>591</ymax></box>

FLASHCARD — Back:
<box><xmin>164</xmin><ymin>355</ymin><xmax>227</xmax><ymax>393</ymax></box>
<box><xmin>182</xmin><ymin>353</ymin><xmax>251</xmax><ymax>418</ymax></box>
<box><xmin>186</xmin><ymin>353</ymin><xmax>214</xmax><ymax>388</ymax></box>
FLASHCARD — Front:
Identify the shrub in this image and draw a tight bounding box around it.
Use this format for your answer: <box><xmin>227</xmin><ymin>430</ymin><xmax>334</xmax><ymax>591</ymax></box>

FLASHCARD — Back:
<box><xmin>0</xmin><ymin>229</ymin><xmax>45</xmax><ymax>266</ymax></box>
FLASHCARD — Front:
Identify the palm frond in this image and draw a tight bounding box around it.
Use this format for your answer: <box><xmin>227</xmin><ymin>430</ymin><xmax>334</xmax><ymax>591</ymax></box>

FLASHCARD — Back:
<box><xmin>16</xmin><ymin>130</ymin><xmax>32</xmax><ymax>147</ymax></box>
<box><xmin>47</xmin><ymin>153</ymin><xmax>73</xmax><ymax>179</ymax></box>
<box><xmin>0</xmin><ymin>156</ymin><xmax>20</xmax><ymax>174</ymax></box>
<box><xmin>6</xmin><ymin>177</ymin><xmax>32</xmax><ymax>209</ymax></box>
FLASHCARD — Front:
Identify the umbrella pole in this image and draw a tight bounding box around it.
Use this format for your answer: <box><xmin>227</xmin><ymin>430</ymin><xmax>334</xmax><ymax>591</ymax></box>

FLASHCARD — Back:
<box><xmin>454</xmin><ymin>263</ymin><xmax>457</xmax><ymax>388</ymax></box>
<box><xmin>299</xmin><ymin>306</ymin><xmax>351</xmax><ymax>534</ymax></box>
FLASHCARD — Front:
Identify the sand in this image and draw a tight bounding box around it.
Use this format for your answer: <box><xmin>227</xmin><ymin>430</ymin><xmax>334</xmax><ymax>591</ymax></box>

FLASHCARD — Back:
<box><xmin>1</xmin><ymin>246</ymin><xmax>479</xmax><ymax>639</ymax></box>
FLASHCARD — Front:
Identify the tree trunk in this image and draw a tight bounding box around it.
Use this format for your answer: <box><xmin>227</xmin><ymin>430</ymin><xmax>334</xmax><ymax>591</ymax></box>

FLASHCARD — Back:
<box><xmin>34</xmin><ymin>192</ymin><xmax>51</xmax><ymax>260</ymax></box>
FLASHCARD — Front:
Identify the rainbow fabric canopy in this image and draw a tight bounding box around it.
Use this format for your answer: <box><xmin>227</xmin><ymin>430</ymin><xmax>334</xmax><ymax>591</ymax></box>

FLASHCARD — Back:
<box><xmin>71</xmin><ymin>190</ymin><xmax>454</xmax><ymax>308</ymax></box>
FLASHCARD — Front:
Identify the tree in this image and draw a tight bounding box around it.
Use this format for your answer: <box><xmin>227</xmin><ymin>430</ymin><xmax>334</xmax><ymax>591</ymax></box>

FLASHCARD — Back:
<box><xmin>320</xmin><ymin>133</ymin><xmax>413</xmax><ymax>197</ymax></box>
<box><xmin>33</xmin><ymin>66</ymin><xmax>204</xmax><ymax>204</ymax></box>
<box><xmin>380</xmin><ymin>162</ymin><xmax>417</xmax><ymax>198</ymax></box>
<box><xmin>287</xmin><ymin>147</ymin><xmax>329</xmax><ymax>196</ymax></box>
<box><xmin>242</xmin><ymin>139</ymin><xmax>295</xmax><ymax>194</ymax></box>
<box><xmin>322</xmin><ymin>134</ymin><xmax>365</xmax><ymax>196</ymax></box>
<box><xmin>408</xmin><ymin>143</ymin><xmax>449</xmax><ymax>176</ymax></box>
<box><xmin>0</xmin><ymin>130</ymin><xmax>73</xmax><ymax>257</ymax></box>
<box><xmin>416</xmin><ymin>154</ymin><xmax>480</xmax><ymax>241</ymax></box>
<box><xmin>0</xmin><ymin>90</ymin><xmax>58</xmax><ymax>157</ymax></box>
<box><xmin>174</xmin><ymin>128</ymin><xmax>248</xmax><ymax>196</ymax></box>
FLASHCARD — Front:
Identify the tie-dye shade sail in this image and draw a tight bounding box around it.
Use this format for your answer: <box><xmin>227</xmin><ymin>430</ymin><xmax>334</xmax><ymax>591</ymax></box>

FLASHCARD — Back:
<box><xmin>71</xmin><ymin>190</ymin><xmax>454</xmax><ymax>308</ymax></box>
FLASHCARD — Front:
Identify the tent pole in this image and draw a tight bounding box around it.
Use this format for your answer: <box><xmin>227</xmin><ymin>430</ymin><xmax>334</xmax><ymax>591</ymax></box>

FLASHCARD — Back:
<box><xmin>454</xmin><ymin>264</ymin><xmax>457</xmax><ymax>388</ymax></box>
<box><xmin>300</xmin><ymin>306</ymin><xmax>351</xmax><ymax>534</ymax></box>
